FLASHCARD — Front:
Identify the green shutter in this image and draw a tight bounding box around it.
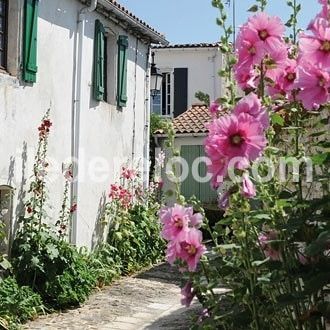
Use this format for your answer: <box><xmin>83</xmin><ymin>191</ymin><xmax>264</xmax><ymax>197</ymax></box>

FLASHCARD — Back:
<box><xmin>117</xmin><ymin>35</ymin><xmax>128</xmax><ymax>107</ymax></box>
<box><xmin>23</xmin><ymin>0</ymin><xmax>39</xmax><ymax>83</ymax></box>
<box><xmin>93</xmin><ymin>20</ymin><xmax>106</xmax><ymax>101</ymax></box>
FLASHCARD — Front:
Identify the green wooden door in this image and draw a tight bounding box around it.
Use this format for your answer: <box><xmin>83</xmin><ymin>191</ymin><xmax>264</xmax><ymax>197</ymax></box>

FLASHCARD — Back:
<box><xmin>180</xmin><ymin>145</ymin><xmax>218</xmax><ymax>204</ymax></box>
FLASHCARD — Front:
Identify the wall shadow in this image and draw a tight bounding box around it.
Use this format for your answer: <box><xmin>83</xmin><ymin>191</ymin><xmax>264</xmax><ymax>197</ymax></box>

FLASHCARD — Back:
<box><xmin>13</xmin><ymin>142</ymin><xmax>28</xmax><ymax>237</ymax></box>
<box><xmin>91</xmin><ymin>191</ymin><xmax>107</xmax><ymax>249</ymax></box>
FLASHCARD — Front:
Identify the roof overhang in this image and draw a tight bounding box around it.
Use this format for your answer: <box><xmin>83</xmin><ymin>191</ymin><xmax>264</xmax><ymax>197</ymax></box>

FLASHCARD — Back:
<box><xmin>80</xmin><ymin>0</ymin><xmax>169</xmax><ymax>45</ymax></box>
<box><xmin>154</xmin><ymin>132</ymin><xmax>207</xmax><ymax>138</ymax></box>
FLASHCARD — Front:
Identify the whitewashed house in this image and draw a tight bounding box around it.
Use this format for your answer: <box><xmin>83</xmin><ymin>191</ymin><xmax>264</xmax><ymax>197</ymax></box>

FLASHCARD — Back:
<box><xmin>152</xmin><ymin>43</ymin><xmax>223</xmax><ymax>204</ymax></box>
<box><xmin>151</xmin><ymin>43</ymin><xmax>223</xmax><ymax>118</ymax></box>
<box><xmin>0</xmin><ymin>0</ymin><xmax>167</xmax><ymax>249</ymax></box>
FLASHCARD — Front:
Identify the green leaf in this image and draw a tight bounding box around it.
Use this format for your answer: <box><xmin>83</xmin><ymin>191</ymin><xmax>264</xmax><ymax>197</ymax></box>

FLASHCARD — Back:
<box><xmin>0</xmin><ymin>258</ymin><xmax>12</xmax><ymax>270</ymax></box>
<box><xmin>271</xmin><ymin>113</ymin><xmax>285</xmax><ymax>126</ymax></box>
<box><xmin>247</xmin><ymin>4</ymin><xmax>259</xmax><ymax>12</ymax></box>
<box><xmin>312</xmin><ymin>153</ymin><xmax>329</xmax><ymax>165</ymax></box>
<box><xmin>252</xmin><ymin>259</ymin><xmax>269</xmax><ymax>267</ymax></box>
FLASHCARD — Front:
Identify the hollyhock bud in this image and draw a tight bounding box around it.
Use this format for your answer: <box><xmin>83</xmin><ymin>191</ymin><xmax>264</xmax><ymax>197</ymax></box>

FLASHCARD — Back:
<box><xmin>218</xmin><ymin>191</ymin><xmax>230</xmax><ymax>210</ymax></box>
<box><xmin>180</xmin><ymin>281</ymin><xmax>196</xmax><ymax>307</ymax></box>
<box><xmin>70</xmin><ymin>203</ymin><xmax>77</xmax><ymax>213</ymax></box>
<box><xmin>242</xmin><ymin>174</ymin><xmax>256</xmax><ymax>198</ymax></box>
<box><xmin>209</xmin><ymin>101</ymin><xmax>220</xmax><ymax>117</ymax></box>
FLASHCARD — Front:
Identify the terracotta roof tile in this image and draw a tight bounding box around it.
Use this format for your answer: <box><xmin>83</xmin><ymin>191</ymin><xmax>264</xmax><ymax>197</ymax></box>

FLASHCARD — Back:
<box><xmin>155</xmin><ymin>104</ymin><xmax>212</xmax><ymax>135</ymax></box>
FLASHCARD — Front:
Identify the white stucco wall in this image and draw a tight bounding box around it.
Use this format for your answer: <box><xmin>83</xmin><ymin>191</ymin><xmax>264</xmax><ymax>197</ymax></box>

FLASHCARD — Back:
<box><xmin>0</xmin><ymin>0</ymin><xmax>150</xmax><ymax>248</ymax></box>
<box><xmin>153</xmin><ymin>47</ymin><xmax>223</xmax><ymax>107</ymax></box>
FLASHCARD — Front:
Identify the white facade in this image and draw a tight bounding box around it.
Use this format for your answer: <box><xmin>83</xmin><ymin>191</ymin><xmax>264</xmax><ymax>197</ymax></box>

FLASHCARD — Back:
<box><xmin>152</xmin><ymin>45</ymin><xmax>223</xmax><ymax>117</ymax></box>
<box><xmin>0</xmin><ymin>0</ymin><xmax>166</xmax><ymax>248</ymax></box>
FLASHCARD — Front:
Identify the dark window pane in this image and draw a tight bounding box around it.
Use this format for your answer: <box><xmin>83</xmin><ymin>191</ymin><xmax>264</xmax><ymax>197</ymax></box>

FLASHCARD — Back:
<box><xmin>0</xmin><ymin>17</ymin><xmax>3</xmax><ymax>31</ymax></box>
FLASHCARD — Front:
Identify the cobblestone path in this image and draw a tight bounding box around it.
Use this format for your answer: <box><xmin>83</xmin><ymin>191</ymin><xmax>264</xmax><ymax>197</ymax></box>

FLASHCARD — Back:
<box><xmin>24</xmin><ymin>263</ymin><xmax>201</xmax><ymax>330</ymax></box>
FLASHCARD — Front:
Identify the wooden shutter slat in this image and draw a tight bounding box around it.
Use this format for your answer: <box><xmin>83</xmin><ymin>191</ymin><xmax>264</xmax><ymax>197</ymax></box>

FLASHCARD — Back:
<box><xmin>117</xmin><ymin>35</ymin><xmax>128</xmax><ymax>107</ymax></box>
<box><xmin>93</xmin><ymin>20</ymin><xmax>106</xmax><ymax>101</ymax></box>
<box><xmin>23</xmin><ymin>0</ymin><xmax>38</xmax><ymax>83</ymax></box>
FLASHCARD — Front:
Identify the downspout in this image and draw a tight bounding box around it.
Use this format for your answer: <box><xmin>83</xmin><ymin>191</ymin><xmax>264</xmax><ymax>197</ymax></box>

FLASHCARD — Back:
<box><xmin>71</xmin><ymin>0</ymin><xmax>98</xmax><ymax>245</ymax></box>
<box><xmin>131</xmin><ymin>37</ymin><xmax>139</xmax><ymax>167</ymax></box>
<box><xmin>143</xmin><ymin>46</ymin><xmax>152</xmax><ymax>189</ymax></box>
<box><xmin>212</xmin><ymin>52</ymin><xmax>217</xmax><ymax>101</ymax></box>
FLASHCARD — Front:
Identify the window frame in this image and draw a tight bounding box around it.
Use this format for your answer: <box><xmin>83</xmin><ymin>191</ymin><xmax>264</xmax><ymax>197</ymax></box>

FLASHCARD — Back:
<box><xmin>160</xmin><ymin>70</ymin><xmax>174</xmax><ymax>117</ymax></box>
<box><xmin>0</xmin><ymin>0</ymin><xmax>8</xmax><ymax>71</ymax></box>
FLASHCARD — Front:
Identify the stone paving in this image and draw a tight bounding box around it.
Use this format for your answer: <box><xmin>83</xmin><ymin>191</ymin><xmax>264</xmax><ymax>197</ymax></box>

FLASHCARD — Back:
<box><xmin>24</xmin><ymin>263</ymin><xmax>202</xmax><ymax>330</ymax></box>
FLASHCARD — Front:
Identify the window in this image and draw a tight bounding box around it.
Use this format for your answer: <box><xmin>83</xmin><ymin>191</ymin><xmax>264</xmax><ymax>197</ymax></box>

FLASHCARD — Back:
<box><xmin>151</xmin><ymin>68</ymin><xmax>188</xmax><ymax>118</ymax></box>
<box><xmin>161</xmin><ymin>72</ymin><xmax>172</xmax><ymax>116</ymax></box>
<box><xmin>151</xmin><ymin>90</ymin><xmax>161</xmax><ymax>115</ymax></box>
<box><xmin>0</xmin><ymin>0</ymin><xmax>8</xmax><ymax>70</ymax></box>
<box><xmin>151</xmin><ymin>72</ymin><xmax>172</xmax><ymax>116</ymax></box>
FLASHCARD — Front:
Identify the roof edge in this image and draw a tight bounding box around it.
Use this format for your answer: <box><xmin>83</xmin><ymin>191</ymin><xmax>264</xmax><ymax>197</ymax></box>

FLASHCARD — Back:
<box><xmin>83</xmin><ymin>0</ymin><xmax>169</xmax><ymax>45</ymax></box>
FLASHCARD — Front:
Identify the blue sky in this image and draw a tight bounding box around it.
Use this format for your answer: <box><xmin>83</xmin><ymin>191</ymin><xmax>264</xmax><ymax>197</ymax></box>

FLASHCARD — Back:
<box><xmin>119</xmin><ymin>0</ymin><xmax>321</xmax><ymax>44</ymax></box>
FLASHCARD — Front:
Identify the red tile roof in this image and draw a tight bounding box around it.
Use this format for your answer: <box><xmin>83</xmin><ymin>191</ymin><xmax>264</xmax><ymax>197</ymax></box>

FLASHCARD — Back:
<box><xmin>155</xmin><ymin>104</ymin><xmax>212</xmax><ymax>135</ymax></box>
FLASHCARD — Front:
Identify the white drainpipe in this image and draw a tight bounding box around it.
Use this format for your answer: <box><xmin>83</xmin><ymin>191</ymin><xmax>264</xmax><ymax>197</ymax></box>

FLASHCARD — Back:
<box><xmin>143</xmin><ymin>47</ymin><xmax>151</xmax><ymax>189</ymax></box>
<box><xmin>71</xmin><ymin>0</ymin><xmax>98</xmax><ymax>245</ymax></box>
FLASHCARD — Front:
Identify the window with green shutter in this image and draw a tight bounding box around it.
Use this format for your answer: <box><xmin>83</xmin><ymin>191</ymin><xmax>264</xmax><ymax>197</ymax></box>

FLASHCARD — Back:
<box><xmin>117</xmin><ymin>35</ymin><xmax>128</xmax><ymax>107</ymax></box>
<box><xmin>23</xmin><ymin>0</ymin><xmax>39</xmax><ymax>83</ymax></box>
<box><xmin>93</xmin><ymin>19</ymin><xmax>106</xmax><ymax>102</ymax></box>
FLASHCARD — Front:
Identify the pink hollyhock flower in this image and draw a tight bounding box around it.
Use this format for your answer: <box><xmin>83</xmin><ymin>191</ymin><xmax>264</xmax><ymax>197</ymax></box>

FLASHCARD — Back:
<box><xmin>206</xmin><ymin>112</ymin><xmax>267</xmax><ymax>166</ymax></box>
<box><xmin>242</xmin><ymin>174</ymin><xmax>256</xmax><ymax>198</ymax></box>
<box><xmin>258</xmin><ymin>230</ymin><xmax>281</xmax><ymax>261</ymax></box>
<box><xmin>234</xmin><ymin>63</ymin><xmax>258</xmax><ymax>91</ymax></box>
<box><xmin>246</xmin><ymin>12</ymin><xmax>285</xmax><ymax>53</ymax></box>
<box><xmin>121</xmin><ymin>166</ymin><xmax>136</xmax><ymax>180</ymax></box>
<box><xmin>295</xmin><ymin>62</ymin><xmax>330</xmax><ymax>110</ymax></box>
<box><xmin>181</xmin><ymin>281</ymin><xmax>196</xmax><ymax>307</ymax></box>
<box><xmin>204</xmin><ymin>151</ymin><xmax>229</xmax><ymax>188</ymax></box>
<box><xmin>299</xmin><ymin>18</ymin><xmax>330</xmax><ymax>67</ymax></box>
<box><xmin>209</xmin><ymin>101</ymin><xmax>220</xmax><ymax>117</ymax></box>
<box><xmin>309</xmin><ymin>1</ymin><xmax>330</xmax><ymax>24</ymax></box>
<box><xmin>263</xmin><ymin>42</ymin><xmax>288</xmax><ymax>78</ymax></box>
<box><xmin>109</xmin><ymin>184</ymin><xmax>120</xmax><ymax>199</ymax></box>
<box><xmin>267</xmin><ymin>58</ymin><xmax>297</xmax><ymax>98</ymax></box>
<box><xmin>236</xmin><ymin>25</ymin><xmax>262</xmax><ymax>68</ymax></box>
<box><xmin>233</xmin><ymin>93</ymin><xmax>269</xmax><ymax>129</ymax></box>
<box><xmin>166</xmin><ymin>240</ymin><xmax>179</xmax><ymax>265</ymax></box>
<box><xmin>177</xmin><ymin>228</ymin><xmax>206</xmax><ymax>272</ymax></box>
<box><xmin>159</xmin><ymin>204</ymin><xmax>203</xmax><ymax>241</ymax></box>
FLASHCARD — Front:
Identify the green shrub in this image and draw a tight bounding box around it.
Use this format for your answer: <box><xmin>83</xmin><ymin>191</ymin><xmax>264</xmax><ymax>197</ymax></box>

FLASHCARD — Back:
<box><xmin>89</xmin><ymin>244</ymin><xmax>122</xmax><ymax>287</ymax></box>
<box><xmin>12</xmin><ymin>233</ymin><xmax>97</xmax><ymax>309</ymax></box>
<box><xmin>0</xmin><ymin>277</ymin><xmax>44</xmax><ymax>329</ymax></box>
<box><xmin>107</xmin><ymin>203</ymin><xmax>165</xmax><ymax>274</ymax></box>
